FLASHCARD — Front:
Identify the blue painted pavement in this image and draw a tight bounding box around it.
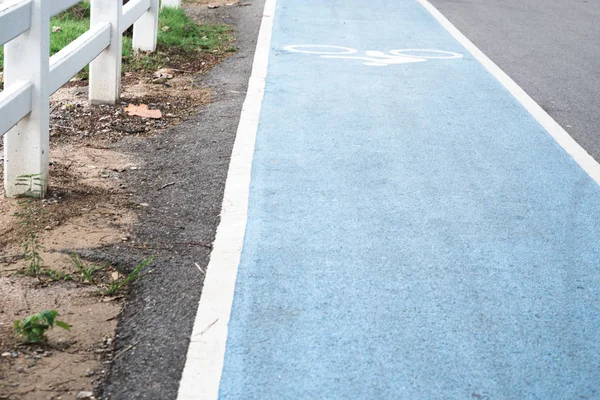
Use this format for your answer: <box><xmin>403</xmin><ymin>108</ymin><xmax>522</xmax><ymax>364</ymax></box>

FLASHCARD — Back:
<box><xmin>219</xmin><ymin>0</ymin><xmax>600</xmax><ymax>398</ymax></box>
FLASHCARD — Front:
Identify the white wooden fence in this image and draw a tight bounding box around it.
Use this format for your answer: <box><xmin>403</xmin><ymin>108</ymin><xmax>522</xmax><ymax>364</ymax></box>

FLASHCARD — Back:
<box><xmin>0</xmin><ymin>0</ymin><xmax>181</xmax><ymax>198</ymax></box>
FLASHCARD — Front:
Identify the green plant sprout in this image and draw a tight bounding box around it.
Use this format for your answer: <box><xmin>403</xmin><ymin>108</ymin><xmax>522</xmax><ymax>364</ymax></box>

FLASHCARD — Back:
<box><xmin>14</xmin><ymin>310</ymin><xmax>70</xmax><ymax>344</ymax></box>
<box><xmin>102</xmin><ymin>256</ymin><xmax>155</xmax><ymax>296</ymax></box>
<box><xmin>15</xmin><ymin>200</ymin><xmax>44</xmax><ymax>276</ymax></box>
<box><xmin>70</xmin><ymin>253</ymin><xmax>103</xmax><ymax>283</ymax></box>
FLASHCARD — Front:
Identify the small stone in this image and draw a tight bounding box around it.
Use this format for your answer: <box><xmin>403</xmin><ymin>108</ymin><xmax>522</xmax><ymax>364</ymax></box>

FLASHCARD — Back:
<box><xmin>16</xmin><ymin>367</ymin><xmax>24</xmax><ymax>373</ymax></box>
<box><xmin>152</xmin><ymin>76</ymin><xmax>169</xmax><ymax>84</ymax></box>
<box><xmin>151</xmin><ymin>69</ymin><xmax>174</xmax><ymax>84</ymax></box>
<box><xmin>85</xmin><ymin>369</ymin><xmax>95</xmax><ymax>377</ymax></box>
<box><xmin>76</xmin><ymin>391</ymin><xmax>94</xmax><ymax>399</ymax></box>
<box><xmin>1</xmin><ymin>352</ymin><xmax>10</xmax><ymax>357</ymax></box>
<box><xmin>44</xmin><ymin>226</ymin><xmax>52</xmax><ymax>230</ymax></box>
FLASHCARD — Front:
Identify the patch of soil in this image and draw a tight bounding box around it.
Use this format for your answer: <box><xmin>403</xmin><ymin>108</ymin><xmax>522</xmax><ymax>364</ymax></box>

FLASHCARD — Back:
<box><xmin>50</xmin><ymin>73</ymin><xmax>212</xmax><ymax>144</ymax></box>
<box><xmin>0</xmin><ymin>146</ymin><xmax>135</xmax><ymax>252</ymax></box>
<box><xmin>0</xmin><ymin>5</ymin><xmax>235</xmax><ymax>398</ymax></box>
<box><xmin>0</xmin><ymin>144</ymin><xmax>135</xmax><ymax>400</ymax></box>
<box><xmin>0</xmin><ymin>278</ymin><xmax>119</xmax><ymax>400</ymax></box>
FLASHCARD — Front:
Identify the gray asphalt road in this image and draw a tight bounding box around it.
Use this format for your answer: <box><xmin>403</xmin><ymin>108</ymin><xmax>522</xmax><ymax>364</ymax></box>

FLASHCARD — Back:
<box><xmin>429</xmin><ymin>0</ymin><xmax>600</xmax><ymax>160</ymax></box>
<box><xmin>94</xmin><ymin>2</ymin><xmax>264</xmax><ymax>399</ymax></box>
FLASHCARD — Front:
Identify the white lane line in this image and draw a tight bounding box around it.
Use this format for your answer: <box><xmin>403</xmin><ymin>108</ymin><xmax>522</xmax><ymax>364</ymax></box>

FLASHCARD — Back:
<box><xmin>419</xmin><ymin>0</ymin><xmax>600</xmax><ymax>186</ymax></box>
<box><xmin>176</xmin><ymin>0</ymin><xmax>276</xmax><ymax>398</ymax></box>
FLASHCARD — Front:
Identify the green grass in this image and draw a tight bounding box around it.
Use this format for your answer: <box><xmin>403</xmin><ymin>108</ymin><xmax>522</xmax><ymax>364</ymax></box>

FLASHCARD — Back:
<box><xmin>70</xmin><ymin>252</ymin><xmax>103</xmax><ymax>283</ymax></box>
<box><xmin>102</xmin><ymin>256</ymin><xmax>154</xmax><ymax>296</ymax></box>
<box><xmin>49</xmin><ymin>3</ymin><xmax>91</xmax><ymax>56</ymax></box>
<box><xmin>0</xmin><ymin>1</ymin><xmax>232</xmax><ymax>75</ymax></box>
<box><xmin>157</xmin><ymin>7</ymin><xmax>231</xmax><ymax>52</ymax></box>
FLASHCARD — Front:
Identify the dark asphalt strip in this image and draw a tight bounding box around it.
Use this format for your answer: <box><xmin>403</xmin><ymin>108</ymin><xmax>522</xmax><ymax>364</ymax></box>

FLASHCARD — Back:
<box><xmin>95</xmin><ymin>2</ymin><xmax>265</xmax><ymax>399</ymax></box>
<box><xmin>428</xmin><ymin>0</ymin><xmax>600</xmax><ymax>161</ymax></box>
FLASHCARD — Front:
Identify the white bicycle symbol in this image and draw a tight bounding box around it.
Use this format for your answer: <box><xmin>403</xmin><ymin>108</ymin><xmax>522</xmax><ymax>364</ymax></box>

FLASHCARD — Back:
<box><xmin>283</xmin><ymin>45</ymin><xmax>463</xmax><ymax>67</ymax></box>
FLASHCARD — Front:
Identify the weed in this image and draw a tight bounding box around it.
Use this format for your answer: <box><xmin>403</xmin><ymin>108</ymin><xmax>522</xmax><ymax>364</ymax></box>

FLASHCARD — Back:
<box><xmin>41</xmin><ymin>269</ymin><xmax>73</xmax><ymax>282</ymax></box>
<box><xmin>102</xmin><ymin>256</ymin><xmax>154</xmax><ymax>296</ymax></box>
<box><xmin>14</xmin><ymin>310</ymin><xmax>70</xmax><ymax>344</ymax></box>
<box><xmin>15</xmin><ymin>200</ymin><xmax>44</xmax><ymax>276</ymax></box>
<box><xmin>70</xmin><ymin>253</ymin><xmax>103</xmax><ymax>283</ymax></box>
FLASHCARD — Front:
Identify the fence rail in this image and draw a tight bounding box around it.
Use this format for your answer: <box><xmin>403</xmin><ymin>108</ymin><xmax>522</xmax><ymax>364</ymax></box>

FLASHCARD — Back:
<box><xmin>0</xmin><ymin>0</ymin><xmax>180</xmax><ymax>198</ymax></box>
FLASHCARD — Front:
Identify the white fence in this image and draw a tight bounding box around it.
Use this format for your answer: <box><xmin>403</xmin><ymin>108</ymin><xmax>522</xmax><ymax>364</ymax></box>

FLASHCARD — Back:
<box><xmin>0</xmin><ymin>0</ymin><xmax>181</xmax><ymax>198</ymax></box>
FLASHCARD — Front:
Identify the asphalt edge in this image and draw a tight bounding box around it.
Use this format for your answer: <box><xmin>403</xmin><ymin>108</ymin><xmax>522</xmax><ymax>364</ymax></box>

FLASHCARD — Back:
<box><xmin>418</xmin><ymin>0</ymin><xmax>600</xmax><ymax>185</ymax></box>
<box><xmin>176</xmin><ymin>0</ymin><xmax>276</xmax><ymax>398</ymax></box>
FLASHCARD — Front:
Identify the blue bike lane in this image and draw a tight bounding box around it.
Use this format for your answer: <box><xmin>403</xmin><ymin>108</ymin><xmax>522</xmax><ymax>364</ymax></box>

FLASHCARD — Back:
<box><xmin>179</xmin><ymin>0</ymin><xmax>600</xmax><ymax>398</ymax></box>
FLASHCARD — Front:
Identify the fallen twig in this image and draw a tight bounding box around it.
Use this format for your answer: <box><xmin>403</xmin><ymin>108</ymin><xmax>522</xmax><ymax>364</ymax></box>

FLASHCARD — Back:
<box><xmin>113</xmin><ymin>340</ymin><xmax>140</xmax><ymax>360</ymax></box>
<box><xmin>194</xmin><ymin>319</ymin><xmax>219</xmax><ymax>337</ymax></box>
<box><xmin>195</xmin><ymin>262</ymin><xmax>205</xmax><ymax>276</ymax></box>
<box><xmin>159</xmin><ymin>182</ymin><xmax>176</xmax><ymax>190</ymax></box>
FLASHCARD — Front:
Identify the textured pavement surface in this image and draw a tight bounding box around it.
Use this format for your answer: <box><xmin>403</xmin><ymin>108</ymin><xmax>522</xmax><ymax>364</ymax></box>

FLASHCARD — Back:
<box><xmin>215</xmin><ymin>0</ymin><xmax>600</xmax><ymax>398</ymax></box>
<box><xmin>98</xmin><ymin>2</ymin><xmax>265</xmax><ymax>399</ymax></box>
<box><xmin>429</xmin><ymin>0</ymin><xmax>600</xmax><ymax>162</ymax></box>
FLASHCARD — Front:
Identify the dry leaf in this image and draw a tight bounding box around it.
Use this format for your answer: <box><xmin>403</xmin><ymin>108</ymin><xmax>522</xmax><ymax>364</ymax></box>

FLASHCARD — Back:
<box><xmin>124</xmin><ymin>104</ymin><xmax>162</xmax><ymax>119</ymax></box>
<box><xmin>52</xmin><ymin>26</ymin><xmax>62</xmax><ymax>33</ymax></box>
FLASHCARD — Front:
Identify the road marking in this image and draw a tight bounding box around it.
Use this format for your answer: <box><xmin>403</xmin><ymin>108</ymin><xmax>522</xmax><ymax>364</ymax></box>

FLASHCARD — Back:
<box><xmin>418</xmin><ymin>0</ymin><xmax>600</xmax><ymax>185</ymax></box>
<box><xmin>388</xmin><ymin>49</ymin><xmax>463</xmax><ymax>59</ymax></box>
<box><xmin>176</xmin><ymin>0</ymin><xmax>276</xmax><ymax>398</ymax></box>
<box><xmin>284</xmin><ymin>45</ymin><xmax>463</xmax><ymax>67</ymax></box>
<box><xmin>283</xmin><ymin>44</ymin><xmax>358</xmax><ymax>55</ymax></box>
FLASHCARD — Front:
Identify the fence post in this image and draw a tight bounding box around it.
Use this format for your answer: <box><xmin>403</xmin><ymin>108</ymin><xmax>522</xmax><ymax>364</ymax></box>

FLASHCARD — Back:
<box><xmin>161</xmin><ymin>0</ymin><xmax>181</xmax><ymax>8</ymax></box>
<box><xmin>133</xmin><ymin>0</ymin><xmax>159</xmax><ymax>51</ymax></box>
<box><xmin>3</xmin><ymin>0</ymin><xmax>50</xmax><ymax>198</ymax></box>
<box><xmin>89</xmin><ymin>0</ymin><xmax>122</xmax><ymax>105</ymax></box>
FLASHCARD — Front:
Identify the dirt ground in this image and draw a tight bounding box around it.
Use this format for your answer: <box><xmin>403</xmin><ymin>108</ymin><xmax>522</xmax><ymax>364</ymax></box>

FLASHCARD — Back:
<box><xmin>0</xmin><ymin>2</ymin><xmax>239</xmax><ymax>398</ymax></box>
